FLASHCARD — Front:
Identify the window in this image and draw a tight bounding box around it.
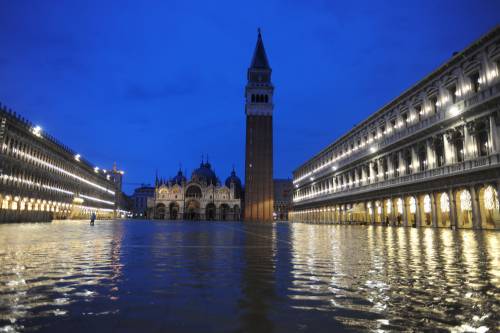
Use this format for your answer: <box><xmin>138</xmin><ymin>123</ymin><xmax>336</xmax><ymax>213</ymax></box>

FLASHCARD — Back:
<box><xmin>429</xmin><ymin>96</ymin><xmax>438</xmax><ymax>114</ymax></box>
<box><xmin>447</xmin><ymin>84</ymin><xmax>457</xmax><ymax>104</ymax></box>
<box><xmin>251</xmin><ymin>94</ymin><xmax>255</xmax><ymax>103</ymax></box>
<box><xmin>469</xmin><ymin>71</ymin><xmax>480</xmax><ymax>93</ymax></box>
<box><xmin>402</xmin><ymin>112</ymin><xmax>408</xmax><ymax>126</ymax></box>
<box><xmin>415</xmin><ymin>105</ymin><xmax>422</xmax><ymax>120</ymax></box>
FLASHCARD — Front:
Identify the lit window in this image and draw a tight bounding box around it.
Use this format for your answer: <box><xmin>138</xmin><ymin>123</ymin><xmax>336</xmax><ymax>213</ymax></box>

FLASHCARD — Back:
<box><xmin>460</xmin><ymin>190</ymin><xmax>472</xmax><ymax>211</ymax></box>
<box><xmin>440</xmin><ymin>193</ymin><xmax>450</xmax><ymax>213</ymax></box>
<box><xmin>409</xmin><ymin>197</ymin><xmax>416</xmax><ymax>214</ymax></box>
<box><xmin>423</xmin><ymin>195</ymin><xmax>431</xmax><ymax>213</ymax></box>
<box><xmin>484</xmin><ymin>186</ymin><xmax>499</xmax><ymax>210</ymax></box>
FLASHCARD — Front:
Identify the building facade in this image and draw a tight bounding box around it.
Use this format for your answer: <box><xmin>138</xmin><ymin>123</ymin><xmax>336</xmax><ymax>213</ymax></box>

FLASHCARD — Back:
<box><xmin>244</xmin><ymin>29</ymin><xmax>274</xmax><ymax>222</ymax></box>
<box><xmin>273</xmin><ymin>179</ymin><xmax>292</xmax><ymax>221</ymax></box>
<box><xmin>150</xmin><ymin>162</ymin><xmax>242</xmax><ymax>220</ymax></box>
<box><xmin>291</xmin><ymin>26</ymin><xmax>500</xmax><ymax>230</ymax></box>
<box><xmin>132</xmin><ymin>184</ymin><xmax>154</xmax><ymax>218</ymax></box>
<box><xmin>0</xmin><ymin>107</ymin><xmax>122</xmax><ymax>222</ymax></box>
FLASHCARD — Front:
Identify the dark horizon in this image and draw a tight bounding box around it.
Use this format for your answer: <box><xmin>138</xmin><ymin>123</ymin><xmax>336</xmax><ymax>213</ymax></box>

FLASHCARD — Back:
<box><xmin>1</xmin><ymin>1</ymin><xmax>499</xmax><ymax>194</ymax></box>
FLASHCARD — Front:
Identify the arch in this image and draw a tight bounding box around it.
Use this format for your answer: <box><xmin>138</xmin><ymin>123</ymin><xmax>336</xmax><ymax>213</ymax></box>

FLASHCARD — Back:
<box><xmin>220</xmin><ymin>204</ymin><xmax>230</xmax><ymax>221</ymax></box>
<box><xmin>456</xmin><ymin>189</ymin><xmax>472</xmax><ymax>228</ymax></box>
<box><xmin>169</xmin><ymin>202</ymin><xmax>179</xmax><ymax>220</ymax></box>
<box><xmin>205</xmin><ymin>203</ymin><xmax>216</xmax><ymax>221</ymax></box>
<box><xmin>422</xmin><ymin>194</ymin><xmax>432</xmax><ymax>226</ymax></box>
<box><xmin>155</xmin><ymin>203</ymin><xmax>166</xmax><ymax>219</ymax></box>
<box><xmin>185</xmin><ymin>200</ymin><xmax>200</xmax><ymax>220</ymax></box>
<box><xmin>186</xmin><ymin>185</ymin><xmax>202</xmax><ymax>198</ymax></box>
<box><xmin>438</xmin><ymin>192</ymin><xmax>450</xmax><ymax>227</ymax></box>
<box><xmin>479</xmin><ymin>185</ymin><xmax>500</xmax><ymax>229</ymax></box>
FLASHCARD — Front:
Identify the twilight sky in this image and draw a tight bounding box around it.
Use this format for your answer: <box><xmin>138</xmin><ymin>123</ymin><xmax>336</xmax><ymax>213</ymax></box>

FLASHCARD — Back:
<box><xmin>1</xmin><ymin>1</ymin><xmax>499</xmax><ymax>194</ymax></box>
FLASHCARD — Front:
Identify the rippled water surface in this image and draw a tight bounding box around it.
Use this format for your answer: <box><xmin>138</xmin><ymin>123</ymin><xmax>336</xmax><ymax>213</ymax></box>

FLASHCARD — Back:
<box><xmin>0</xmin><ymin>220</ymin><xmax>499</xmax><ymax>332</ymax></box>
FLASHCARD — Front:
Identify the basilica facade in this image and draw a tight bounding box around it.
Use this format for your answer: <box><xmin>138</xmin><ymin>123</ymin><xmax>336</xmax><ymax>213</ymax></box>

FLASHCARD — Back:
<box><xmin>149</xmin><ymin>161</ymin><xmax>242</xmax><ymax>221</ymax></box>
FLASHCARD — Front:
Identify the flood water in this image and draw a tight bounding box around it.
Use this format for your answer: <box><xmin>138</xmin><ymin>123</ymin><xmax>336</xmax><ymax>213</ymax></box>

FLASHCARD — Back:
<box><xmin>0</xmin><ymin>220</ymin><xmax>498</xmax><ymax>333</ymax></box>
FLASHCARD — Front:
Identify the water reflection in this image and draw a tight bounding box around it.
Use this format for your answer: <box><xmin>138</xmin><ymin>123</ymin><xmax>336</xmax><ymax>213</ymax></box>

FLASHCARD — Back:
<box><xmin>0</xmin><ymin>221</ymin><xmax>498</xmax><ymax>332</ymax></box>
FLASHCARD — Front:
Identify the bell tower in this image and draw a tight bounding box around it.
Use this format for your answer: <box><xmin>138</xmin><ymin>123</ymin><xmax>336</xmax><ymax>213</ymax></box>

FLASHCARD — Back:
<box><xmin>244</xmin><ymin>29</ymin><xmax>274</xmax><ymax>222</ymax></box>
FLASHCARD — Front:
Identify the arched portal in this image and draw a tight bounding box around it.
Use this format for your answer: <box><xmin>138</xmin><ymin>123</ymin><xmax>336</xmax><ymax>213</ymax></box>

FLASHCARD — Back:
<box><xmin>205</xmin><ymin>203</ymin><xmax>216</xmax><ymax>221</ymax></box>
<box><xmin>169</xmin><ymin>202</ymin><xmax>179</xmax><ymax>220</ymax></box>
<box><xmin>185</xmin><ymin>200</ymin><xmax>200</xmax><ymax>220</ymax></box>
<box><xmin>220</xmin><ymin>204</ymin><xmax>230</xmax><ymax>221</ymax></box>
<box><xmin>155</xmin><ymin>203</ymin><xmax>166</xmax><ymax>219</ymax></box>
<box><xmin>186</xmin><ymin>185</ymin><xmax>202</xmax><ymax>199</ymax></box>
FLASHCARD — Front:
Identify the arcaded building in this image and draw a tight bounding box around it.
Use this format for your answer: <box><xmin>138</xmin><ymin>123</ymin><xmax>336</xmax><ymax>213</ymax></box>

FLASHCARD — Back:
<box><xmin>291</xmin><ymin>26</ymin><xmax>500</xmax><ymax>229</ymax></box>
<box><xmin>150</xmin><ymin>161</ymin><xmax>242</xmax><ymax>221</ymax></box>
<box><xmin>0</xmin><ymin>106</ymin><xmax>121</xmax><ymax>222</ymax></box>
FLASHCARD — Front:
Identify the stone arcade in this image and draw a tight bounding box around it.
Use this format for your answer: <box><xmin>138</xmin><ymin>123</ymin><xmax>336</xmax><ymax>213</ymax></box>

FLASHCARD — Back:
<box><xmin>291</xmin><ymin>26</ymin><xmax>500</xmax><ymax>230</ymax></box>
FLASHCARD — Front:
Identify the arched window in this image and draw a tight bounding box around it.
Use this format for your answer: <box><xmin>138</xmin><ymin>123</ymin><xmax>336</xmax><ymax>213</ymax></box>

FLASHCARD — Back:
<box><xmin>484</xmin><ymin>186</ymin><xmax>499</xmax><ymax>210</ymax></box>
<box><xmin>186</xmin><ymin>185</ymin><xmax>202</xmax><ymax>198</ymax></box>
<box><xmin>409</xmin><ymin>197</ymin><xmax>417</xmax><ymax>214</ymax></box>
<box><xmin>423</xmin><ymin>195</ymin><xmax>431</xmax><ymax>213</ymax></box>
<box><xmin>264</xmin><ymin>95</ymin><xmax>268</xmax><ymax>103</ymax></box>
<box><xmin>397</xmin><ymin>198</ymin><xmax>403</xmax><ymax>214</ymax></box>
<box><xmin>251</xmin><ymin>94</ymin><xmax>255</xmax><ymax>103</ymax></box>
<box><xmin>460</xmin><ymin>190</ymin><xmax>472</xmax><ymax>211</ymax></box>
<box><xmin>440</xmin><ymin>193</ymin><xmax>450</xmax><ymax>213</ymax></box>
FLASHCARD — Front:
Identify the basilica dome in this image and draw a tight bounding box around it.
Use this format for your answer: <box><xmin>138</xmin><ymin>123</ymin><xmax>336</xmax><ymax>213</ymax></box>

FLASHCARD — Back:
<box><xmin>225</xmin><ymin>169</ymin><xmax>242</xmax><ymax>198</ymax></box>
<box><xmin>191</xmin><ymin>162</ymin><xmax>218</xmax><ymax>185</ymax></box>
<box><xmin>171</xmin><ymin>169</ymin><xmax>186</xmax><ymax>185</ymax></box>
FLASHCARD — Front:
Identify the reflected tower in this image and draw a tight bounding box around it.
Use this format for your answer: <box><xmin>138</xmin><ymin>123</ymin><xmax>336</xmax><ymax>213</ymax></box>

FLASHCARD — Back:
<box><xmin>244</xmin><ymin>29</ymin><xmax>274</xmax><ymax>222</ymax></box>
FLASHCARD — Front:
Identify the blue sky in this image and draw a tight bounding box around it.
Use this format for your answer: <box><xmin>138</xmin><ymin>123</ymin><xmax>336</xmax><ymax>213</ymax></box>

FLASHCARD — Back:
<box><xmin>1</xmin><ymin>0</ymin><xmax>499</xmax><ymax>193</ymax></box>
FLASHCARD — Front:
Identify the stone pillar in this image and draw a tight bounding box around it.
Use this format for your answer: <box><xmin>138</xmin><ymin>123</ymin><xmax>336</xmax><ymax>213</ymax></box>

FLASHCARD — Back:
<box><xmin>381</xmin><ymin>199</ymin><xmax>386</xmax><ymax>225</ymax></box>
<box><xmin>464</xmin><ymin>123</ymin><xmax>473</xmax><ymax>159</ymax></box>
<box><xmin>426</xmin><ymin>139</ymin><xmax>435</xmax><ymax>169</ymax></box>
<box><xmin>444</xmin><ymin>133</ymin><xmax>453</xmax><ymax>164</ymax></box>
<box><xmin>377</xmin><ymin>159</ymin><xmax>383</xmax><ymax>180</ymax></box>
<box><xmin>449</xmin><ymin>188</ymin><xmax>458</xmax><ymax>229</ymax></box>
<box><xmin>369</xmin><ymin>162</ymin><xmax>375</xmax><ymax>184</ymax></box>
<box><xmin>431</xmin><ymin>192</ymin><xmax>438</xmax><ymax>228</ymax></box>
<box><xmin>489</xmin><ymin>115</ymin><xmax>498</xmax><ymax>153</ymax></box>
<box><xmin>470</xmin><ymin>185</ymin><xmax>482</xmax><ymax>229</ymax></box>
<box><xmin>398</xmin><ymin>151</ymin><xmax>405</xmax><ymax>175</ymax></box>
<box><xmin>415</xmin><ymin>196</ymin><xmax>422</xmax><ymax>227</ymax></box>
<box><xmin>411</xmin><ymin>146</ymin><xmax>418</xmax><ymax>173</ymax></box>
<box><xmin>402</xmin><ymin>197</ymin><xmax>408</xmax><ymax>227</ymax></box>
<box><xmin>387</xmin><ymin>155</ymin><xmax>394</xmax><ymax>179</ymax></box>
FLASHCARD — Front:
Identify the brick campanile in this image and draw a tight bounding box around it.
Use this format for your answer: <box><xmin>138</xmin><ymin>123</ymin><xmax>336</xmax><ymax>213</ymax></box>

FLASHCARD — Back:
<box><xmin>244</xmin><ymin>29</ymin><xmax>274</xmax><ymax>222</ymax></box>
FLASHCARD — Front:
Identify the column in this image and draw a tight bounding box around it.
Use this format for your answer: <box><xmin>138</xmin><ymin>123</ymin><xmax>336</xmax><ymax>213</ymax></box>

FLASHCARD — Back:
<box><xmin>411</xmin><ymin>146</ymin><xmax>418</xmax><ymax>173</ymax></box>
<box><xmin>361</xmin><ymin>165</ymin><xmax>367</xmax><ymax>185</ymax></box>
<box><xmin>387</xmin><ymin>156</ymin><xmax>394</xmax><ymax>179</ymax></box>
<box><xmin>402</xmin><ymin>197</ymin><xmax>408</xmax><ymax>227</ymax></box>
<box><xmin>369</xmin><ymin>162</ymin><xmax>375</xmax><ymax>184</ymax></box>
<box><xmin>448</xmin><ymin>188</ymin><xmax>458</xmax><ymax>229</ymax></box>
<box><xmin>464</xmin><ymin>123</ymin><xmax>473</xmax><ymax>159</ymax></box>
<box><xmin>431</xmin><ymin>192</ymin><xmax>438</xmax><ymax>228</ymax></box>
<box><xmin>444</xmin><ymin>133</ymin><xmax>453</xmax><ymax>164</ymax></box>
<box><xmin>426</xmin><ymin>139</ymin><xmax>435</xmax><ymax>169</ymax></box>
<box><xmin>470</xmin><ymin>185</ymin><xmax>482</xmax><ymax>229</ymax></box>
<box><xmin>377</xmin><ymin>159</ymin><xmax>383</xmax><ymax>180</ymax></box>
<box><xmin>415</xmin><ymin>196</ymin><xmax>422</xmax><ymax>227</ymax></box>
<box><xmin>398</xmin><ymin>151</ymin><xmax>405</xmax><ymax>175</ymax></box>
<box><xmin>489</xmin><ymin>115</ymin><xmax>498</xmax><ymax>153</ymax></box>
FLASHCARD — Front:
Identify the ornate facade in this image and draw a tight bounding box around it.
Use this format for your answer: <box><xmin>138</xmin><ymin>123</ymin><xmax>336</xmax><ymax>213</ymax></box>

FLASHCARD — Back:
<box><xmin>0</xmin><ymin>106</ymin><xmax>122</xmax><ymax>222</ymax></box>
<box><xmin>150</xmin><ymin>161</ymin><xmax>242</xmax><ymax>221</ymax></box>
<box><xmin>291</xmin><ymin>26</ymin><xmax>500</xmax><ymax>230</ymax></box>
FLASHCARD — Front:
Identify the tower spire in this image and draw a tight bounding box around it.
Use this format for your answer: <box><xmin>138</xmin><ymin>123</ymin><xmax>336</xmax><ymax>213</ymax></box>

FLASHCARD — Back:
<box><xmin>250</xmin><ymin>28</ymin><xmax>270</xmax><ymax>69</ymax></box>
